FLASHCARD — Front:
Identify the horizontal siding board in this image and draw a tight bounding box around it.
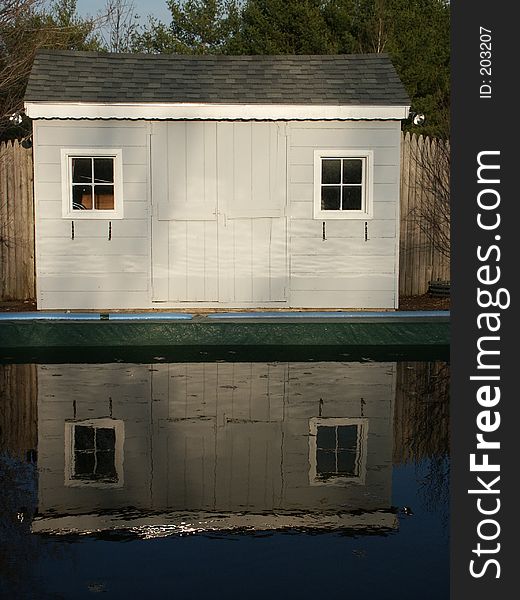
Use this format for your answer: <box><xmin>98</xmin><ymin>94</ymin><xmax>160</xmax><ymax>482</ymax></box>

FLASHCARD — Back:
<box><xmin>291</xmin><ymin>273</ymin><xmax>395</xmax><ymax>291</ymax></box>
<box><xmin>290</xmin><ymin>236</ymin><xmax>395</xmax><ymax>256</ymax></box>
<box><xmin>289</xmin><ymin>200</ymin><xmax>396</xmax><ymax>220</ymax></box>
<box><xmin>38</xmin><ymin>219</ymin><xmax>147</xmax><ymax>238</ymax></box>
<box><xmin>39</xmin><ymin>273</ymin><xmax>149</xmax><ymax>292</ymax></box>
<box><xmin>39</xmin><ymin>254</ymin><xmax>149</xmax><ymax>274</ymax></box>
<box><xmin>290</xmin><ymin>146</ymin><xmax>397</xmax><ymax>166</ymax></box>
<box><xmin>290</xmin><ymin>254</ymin><xmax>394</xmax><ymax>274</ymax></box>
<box><xmin>289</xmin><ymin>289</ymin><xmax>394</xmax><ymax>308</ymax></box>
<box><xmin>290</xmin><ymin>219</ymin><xmax>395</xmax><ymax>239</ymax></box>
<box><xmin>36</xmin><ymin>124</ymin><xmax>148</xmax><ymax>147</ymax></box>
<box><xmin>36</xmin><ymin>146</ymin><xmax>148</xmax><ymax>167</ymax></box>
<box><xmin>289</xmin><ymin>126</ymin><xmax>400</xmax><ymax>149</ymax></box>
<box><xmin>37</xmin><ymin>237</ymin><xmax>149</xmax><ymax>256</ymax></box>
<box><xmin>39</xmin><ymin>290</ymin><xmax>151</xmax><ymax>309</ymax></box>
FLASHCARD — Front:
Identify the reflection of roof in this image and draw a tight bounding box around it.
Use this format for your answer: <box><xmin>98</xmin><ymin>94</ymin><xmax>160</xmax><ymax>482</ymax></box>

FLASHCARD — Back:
<box><xmin>26</xmin><ymin>50</ymin><xmax>410</xmax><ymax>106</ymax></box>
<box><xmin>32</xmin><ymin>510</ymin><xmax>398</xmax><ymax>537</ymax></box>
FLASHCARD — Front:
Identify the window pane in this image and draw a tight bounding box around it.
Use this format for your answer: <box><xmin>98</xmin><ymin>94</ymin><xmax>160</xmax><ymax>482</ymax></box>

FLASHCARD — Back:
<box><xmin>321</xmin><ymin>186</ymin><xmax>341</xmax><ymax>210</ymax></box>
<box><xmin>342</xmin><ymin>186</ymin><xmax>362</xmax><ymax>210</ymax></box>
<box><xmin>316</xmin><ymin>450</ymin><xmax>336</xmax><ymax>477</ymax></box>
<box><xmin>94</xmin><ymin>185</ymin><xmax>115</xmax><ymax>210</ymax></box>
<box><xmin>72</xmin><ymin>158</ymin><xmax>92</xmax><ymax>183</ymax></box>
<box><xmin>94</xmin><ymin>158</ymin><xmax>114</xmax><ymax>183</ymax></box>
<box><xmin>322</xmin><ymin>159</ymin><xmax>341</xmax><ymax>184</ymax></box>
<box><xmin>343</xmin><ymin>159</ymin><xmax>362</xmax><ymax>184</ymax></box>
<box><xmin>96</xmin><ymin>428</ymin><xmax>115</xmax><ymax>451</ymax></box>
<box><xmin>316</xmin><ymin>426</ymin><xmax>336</xmax><ymax>450</ymax></box>
<box><xmin>337</xmin><ymin>449</ymin><xmax>357</xmax><ymax>476</ymax></box>
<box><xmin>96</xmin><ymin>451</ymin><xmax>117</xmax><ymax>480</ymax></box>
<box><xmin>73</xmin><ymin>186</ymin><xmax>93</xmax><ymax>210</ymax></box>
<box><xmin>74</xmin><ymin>426</ymin><xmax>94</xmax><ymax>451</ymax></box>
<box><xmin>74</xmin><ymin>451</ymin><xmax>95</xmax><ymax>477</ymax></box>
<box><xmin>337</xmin><ymin>425</ymin><xmax>358</xmax><ymax>450</ymax></box>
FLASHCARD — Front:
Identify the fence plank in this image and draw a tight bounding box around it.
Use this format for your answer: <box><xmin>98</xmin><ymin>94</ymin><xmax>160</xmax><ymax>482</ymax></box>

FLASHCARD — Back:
<box><xmin>399</xmin><ymin>132</ymin><xmax>450</xmax><ymax>296</ymax></box>
<box><xmin>0</xmin><ymin>140</ymin><xmax>35</xmax><ymax>301</ymax></box>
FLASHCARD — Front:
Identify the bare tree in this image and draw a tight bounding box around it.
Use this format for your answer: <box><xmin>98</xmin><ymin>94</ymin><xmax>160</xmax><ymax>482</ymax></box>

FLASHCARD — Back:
<box><xmin>410</xmin><ymin>133</ymin><xmax>451</xmax><ymax>260</ymax></box>
<box><xmin>102</xmin><ymin>0</ymin><xmax>139</xmax><ymax>53</ymax></box>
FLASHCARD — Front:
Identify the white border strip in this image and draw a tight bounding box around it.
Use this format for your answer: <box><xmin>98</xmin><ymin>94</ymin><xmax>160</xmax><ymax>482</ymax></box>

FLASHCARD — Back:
<box><xmin>25</xmin><ymin>102</ymin><xmax>410</xmax><ymax>121</ymax></box>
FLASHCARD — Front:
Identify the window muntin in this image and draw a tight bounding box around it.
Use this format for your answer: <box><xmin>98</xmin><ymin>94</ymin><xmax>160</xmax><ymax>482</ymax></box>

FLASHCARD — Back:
<box><xmin>61</xmin><ymin>149</ymin><xmax>123</xmax><ymax>219</ymax></box>
<box><xmin>313</xmin><ymin>150</ymin><xmax>373</xmax><ymax>219</ymax></box>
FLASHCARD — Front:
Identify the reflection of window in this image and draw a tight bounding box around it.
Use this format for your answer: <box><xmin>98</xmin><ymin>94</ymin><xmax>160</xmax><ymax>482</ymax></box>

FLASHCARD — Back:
<box><xmin>65</xmin><ymin>419</ymin><xmax>124</xmax><ymax>488</ymax></box>
<box><xmin>309</xmin><ymin>417</ymin><xmax>368</xmax><ymax>485</ymax></box>
<box><xmin>73</xmin><ymin>425</ymin><xmax>117</xmax><ymax>482</ymax></box>
<box><xmin>313</xmin><ymin>150</ymin><xmax>373</xmax><ymax>220</ymax></box>
<box><xmin>61</xmin><ymin>149</ymin><xmax>123</xmax><ymax>219</ymax></box>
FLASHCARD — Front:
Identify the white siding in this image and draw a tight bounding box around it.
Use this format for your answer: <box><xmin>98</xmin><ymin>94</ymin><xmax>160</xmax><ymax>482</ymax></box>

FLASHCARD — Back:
<box><xmin>34</xmin><ymin>118</ymin><xmax>401</xmax><ymax>310</ymax></box>
<box><xmin>33</xmin><ymin>120</ymin><xmax>151</xmax><ymax>310</ymax></box>
<box><xmin>287</xmin><ymin>121</ymin><xmax>401</xmax><ymax>309</ymax></box>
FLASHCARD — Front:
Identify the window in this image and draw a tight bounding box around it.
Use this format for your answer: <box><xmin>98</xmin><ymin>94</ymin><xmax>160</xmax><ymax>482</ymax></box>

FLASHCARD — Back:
<box><xmin>313</xmin><ymin>150</ymin><xmax>373</xmax><ymax>219</ymax></box>
<box><xmin>65</xmin><ymin>419</ymin><xmax>124</xmax><ymax>488</ymax></box>
<box><xmin>61</xmin><ymin>149</ymin><xmax>123</xmax><ymax>219</ymax></box>
<box><xmin>309</xmin><ymin>417</ymin><xmax>368</xmax><ymax>485</ymax></box>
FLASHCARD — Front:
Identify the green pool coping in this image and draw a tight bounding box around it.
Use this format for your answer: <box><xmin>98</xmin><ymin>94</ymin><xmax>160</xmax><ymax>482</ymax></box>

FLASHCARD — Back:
<box><xmin>0</xmin><ymin>318</ymin><xmax>450</xmax><ymax>351</ymax></box>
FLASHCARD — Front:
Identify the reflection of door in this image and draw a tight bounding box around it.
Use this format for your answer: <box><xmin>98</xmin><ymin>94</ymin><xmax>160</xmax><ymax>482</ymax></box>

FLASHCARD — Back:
<box><xmin>151</xmin><ymin>121</ymin><xmax>287</xmax><ymax>304</ymax></box>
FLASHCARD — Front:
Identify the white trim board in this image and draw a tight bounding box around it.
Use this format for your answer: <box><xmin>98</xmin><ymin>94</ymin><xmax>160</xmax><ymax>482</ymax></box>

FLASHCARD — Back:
<box><xmin>25</xmin><ymin>102</ymin><xmax>410</xmax><ymax>121</ymax></box>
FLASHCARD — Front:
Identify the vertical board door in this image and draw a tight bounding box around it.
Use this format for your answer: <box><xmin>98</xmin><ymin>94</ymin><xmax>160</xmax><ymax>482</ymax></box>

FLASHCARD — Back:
<box><xmin>151</xmin><ymin>121</ymin><xmax>287</xmax><ymax>304</ymax></box>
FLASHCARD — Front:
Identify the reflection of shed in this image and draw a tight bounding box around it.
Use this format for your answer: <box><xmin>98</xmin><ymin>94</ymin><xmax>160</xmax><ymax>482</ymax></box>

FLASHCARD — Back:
<box><xmin>25</xmin><ymin>51</ymin><xmax>409</xmax><ymax>310</ymax></box>
<box><xmin>34</xmin><ymin>361</ymin><xmax>396</xmax><ymax>535</ymax></box>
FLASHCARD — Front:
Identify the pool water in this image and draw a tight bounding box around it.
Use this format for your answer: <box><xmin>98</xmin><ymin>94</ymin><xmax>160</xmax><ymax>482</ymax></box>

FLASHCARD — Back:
<box><xmin>0</xmin><ymin>359</ymin><xmax>449</xmax><ymax>599</ymax></box>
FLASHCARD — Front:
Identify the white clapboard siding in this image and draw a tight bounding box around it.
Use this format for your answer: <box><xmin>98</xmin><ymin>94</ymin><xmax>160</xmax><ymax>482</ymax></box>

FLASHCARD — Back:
<box><xmin>39</xmin><ymin>290</ymin><xmax>151</xmax><ymax>309</ymax></box>
<box><xmin>38</xmin><ymin>219</ymin><xmax>147</xmax><ymax>238</ymax></box>
<box><xmin>290</xmin><ymin>219</ymin><xmax>396</xmax><ymax>239</ymax></box>
<box><xmin>286</xmin><ymin>121</ymin><xmax>400</xmax><ymax>309</ymax></box>
<box><xmin>39</xmin><ymin>273</ymin><xmax>149</xmax><ymax>292</ymax></box>
<box><xmin>36</xmin><ymin>236</ymin><xmax>149</xmax><ymax>256</ymax></box>
<box><xmin>35</xmin><ymin>122</ymin><xmax>149</xmax><ymax>147</ymax></box>
<box><xmin>289</xmin><ymin>290</ymin><xmax>394</xmax><ymax>308</ymax></box>
<box><xmin>290</xmin><ymin>273</ymin><xmax>395</xmax><ymax>291</ymax></box>
<box><xmin>290</xmin><ymin>254</ymin><xmax>395</xmax><ymax>275</ymax></box>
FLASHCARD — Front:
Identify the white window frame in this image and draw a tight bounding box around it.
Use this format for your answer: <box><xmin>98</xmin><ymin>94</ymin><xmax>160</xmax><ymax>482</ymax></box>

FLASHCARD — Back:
<box><xmin>308</xmin><ymin>417</ymin><xmax>369</xmax><ymax>486</ymax></box>
<box><xmin>313</xmin><ymin>149</ymin><xmax>374</xmax><ymax>220</ymax></box>
<box><xmin>61</xmin><ymin>148</ymin><xmax>124</xmax><ymax>219</ymax></box>
<box><xmin>64</xmin><ymin>418</ymin><xmax>124</xmax><ymax>488</ymax></box>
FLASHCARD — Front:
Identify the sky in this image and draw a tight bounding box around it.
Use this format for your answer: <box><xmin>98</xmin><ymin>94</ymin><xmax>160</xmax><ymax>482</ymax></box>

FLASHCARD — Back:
<box><xmin>77</xmin><ymin>0</ymin><xmax>171</xmax><ymax>24</ymax></box>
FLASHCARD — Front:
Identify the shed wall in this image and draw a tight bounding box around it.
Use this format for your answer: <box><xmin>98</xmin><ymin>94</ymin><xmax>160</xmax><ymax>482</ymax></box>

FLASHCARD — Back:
<box><xmin>33</xmin><ymin>119</ymin><xmax>401</xmax><ymax>310</ymax></box>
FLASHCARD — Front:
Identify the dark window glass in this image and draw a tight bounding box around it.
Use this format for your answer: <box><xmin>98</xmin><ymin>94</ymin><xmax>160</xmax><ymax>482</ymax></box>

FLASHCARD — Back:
<box><xmin>337</xmin><ymin>425</ymin><xmax>358</xmax><ymax>449</ymax></box>
<box><xmin>94</xmin><ymin>158</ymin><xmax>114</xmax><ymax>183</ymax></box>
<box><xmin>322</xmin><ymin>159</ymin><xmax>341</xmax><ymax>184</ymax></box>
<box><xmin>316</xmin><ymin>450</ymin><xmax>336</xmax><ymax>477</ymax></box>
<box><xmin>321</xmin><ymin>186</ymin><xmax>341</xmax><ymax>210</ymax></box>
<box><xmin>96</xmin><ymin>428</ymin><xmax>116</xmax><ymax>451</ymax></box>
<box><xmin>343</xmin><ymin>159</ymin><xmax>362</xmax><ymax>184</ymax></box>
<box><xmin>342</xmin><ymin>187</ymin><xmax>362</xmax><ymax>210</ymax></box>
<box><xmin>94</xmin><ymin>186</ymin><xmax>115</xmax><ymax>210</ymax></box>
<box><xmin>74</xmin><ymin>451</ymin><xmax>95</xmax><ymax>477</ymax></box>
<box><xmin>72</xmin><ymin>158</ymin><xmax>92</xmax><ymax>183</ymax></box>
<box><xmin>337</xmin><ymin>449</ymin><xmax>357</xmax><ymax>476</ymax></box>
<box><xmin>74</xmin><ymin>425</ymin><xmax>94</xmax><ymax>450</ymax></box>
<box><xmin>317</xmin><ymin>426</ymin><xmax>336</xmax><ymax>450</ymax></box>
<box><xmin>96</xmin><ymin>451</ymin><xmax>117</xmax><ymax>479</ymax></box>
<box><xmin>72</xmin><ymin>186</ymin><xmax>93</xmax><ymax>210</ymax></box>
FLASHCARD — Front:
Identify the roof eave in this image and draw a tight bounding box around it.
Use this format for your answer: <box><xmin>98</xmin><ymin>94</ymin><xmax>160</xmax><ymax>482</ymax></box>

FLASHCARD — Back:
<box><xmin>24</xmin><ymin>101</ymin><xmax>411</xmax><ymax>121</ymax></box>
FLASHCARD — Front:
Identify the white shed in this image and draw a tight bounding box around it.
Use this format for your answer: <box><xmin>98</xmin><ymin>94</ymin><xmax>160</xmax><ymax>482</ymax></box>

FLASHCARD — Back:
<box><xmin>24</xmin><ymin>50</ymin><xmax>410</xmax><ymax>311</ymax></box>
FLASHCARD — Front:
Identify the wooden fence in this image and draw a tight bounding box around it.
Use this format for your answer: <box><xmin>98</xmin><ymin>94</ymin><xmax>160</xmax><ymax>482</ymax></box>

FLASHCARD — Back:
<box><xmin>0</xmin><ymin>133</ymin><xmax>449</xmax><ymax>303</ymax></box>
<box><xmin>0</xmin><ymin>140</ymin><xmax>35</xmax><ymax>301</ymax></box>
<box><xmin>399</xmin><ymin>132</ymin><xmax>450</xmax><ymax>296</ymax></box>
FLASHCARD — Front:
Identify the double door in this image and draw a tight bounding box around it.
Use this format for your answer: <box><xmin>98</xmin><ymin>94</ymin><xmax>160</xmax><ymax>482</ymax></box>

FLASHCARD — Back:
<box><xmin>151</xmin><ymin>121</ymin><xmax>287</xmax><ymax>304</ymax></box>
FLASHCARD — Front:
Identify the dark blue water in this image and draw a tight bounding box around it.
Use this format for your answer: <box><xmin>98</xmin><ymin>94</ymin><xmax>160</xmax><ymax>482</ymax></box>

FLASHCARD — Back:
<box><xmin>0</xmin><ymin>360</ymin><xmax>449</xmax><ymax>599</ymax></box>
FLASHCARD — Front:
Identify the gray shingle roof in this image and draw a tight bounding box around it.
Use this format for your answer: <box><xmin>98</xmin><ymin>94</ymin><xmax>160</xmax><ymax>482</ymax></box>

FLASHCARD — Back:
<box><xmin>25</xmin><ymin>50</ymin><xmax>410</xmax><ymax>106</ymax></box>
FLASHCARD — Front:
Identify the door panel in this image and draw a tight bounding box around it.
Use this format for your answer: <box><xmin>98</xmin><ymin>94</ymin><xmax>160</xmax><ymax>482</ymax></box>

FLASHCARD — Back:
<box><xmin>152</xmin><ymin>121</ymin><xmax>287</xmax><ymax>304</ymax></box>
